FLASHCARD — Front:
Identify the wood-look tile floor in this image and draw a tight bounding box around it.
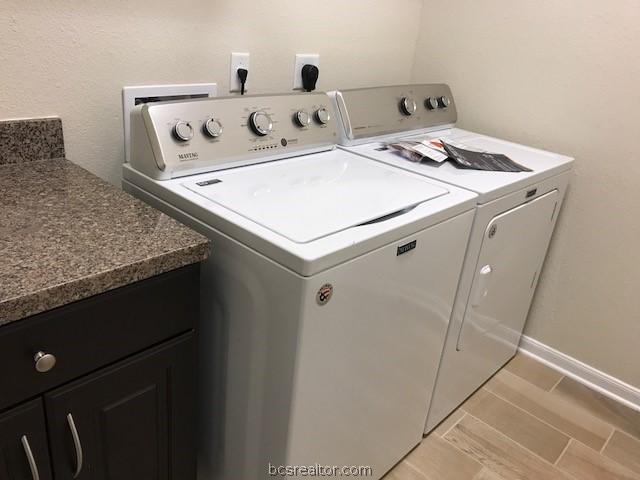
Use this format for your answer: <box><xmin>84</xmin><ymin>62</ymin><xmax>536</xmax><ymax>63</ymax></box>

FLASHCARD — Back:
<box><xmin>384</xmin><ymin>354</ymin><xmax>640</xmax><ymax>480</ymax></box>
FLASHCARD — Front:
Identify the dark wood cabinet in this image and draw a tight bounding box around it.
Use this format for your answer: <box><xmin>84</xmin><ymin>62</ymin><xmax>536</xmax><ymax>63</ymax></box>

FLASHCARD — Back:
<box><xmin>0</xmin><ymin>264</ymin><xmax>200</xmax><ymax>480</ymax></box>
<box><xmin>0</xmin><ymin>400</ymin><xmax>53</xmax><ymax>480</ymax></box>
<box><xmin>45</xmin><ymin>334</ymin><xmax>195</xmax><ymax>480</ymax></box>
<box><xmin>0</xmin><ymin>264</ymin><xmax>199</xmax><ymax>412</ymax></box>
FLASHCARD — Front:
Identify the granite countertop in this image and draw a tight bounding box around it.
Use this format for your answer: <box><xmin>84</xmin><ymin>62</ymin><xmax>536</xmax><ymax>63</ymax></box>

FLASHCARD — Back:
<box><xmin>0</xmin><ymin>158</ymin><xmax>210</xmax><ymax>325</ymax></box>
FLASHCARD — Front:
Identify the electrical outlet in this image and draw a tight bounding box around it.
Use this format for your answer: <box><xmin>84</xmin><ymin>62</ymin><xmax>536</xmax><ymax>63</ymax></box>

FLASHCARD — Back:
<box><xmin>292</xmin><ymin>54</ymin><xmax>320</xmax><ymax>90</ymax></box>
<box><xmin>230</xmin><ymin>52</ymin><xmax>250</xmax><ymax>93</ymax></box>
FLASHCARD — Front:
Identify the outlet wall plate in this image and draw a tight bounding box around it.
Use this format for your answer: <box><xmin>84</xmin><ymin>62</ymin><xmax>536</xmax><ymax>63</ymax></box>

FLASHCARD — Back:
<box><xmin>293</xmin><ymin>53</ymin><xmax>320</xmax><ymax>90</ymax></box>
<box><xmin>122</xmin><ymin>83</ymin><xmax>217</xmax><ymax>164</ymax></box>
<box><xmin>230</xmin><ymin>52</ymin><xmax>250</xmax><ymax>93</ymax></box>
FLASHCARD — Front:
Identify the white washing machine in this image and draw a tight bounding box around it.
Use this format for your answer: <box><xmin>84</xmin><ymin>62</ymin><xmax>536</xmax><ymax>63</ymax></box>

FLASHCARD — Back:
<box><xmin>122</xmin><ymin>92</ymin><xmax>477</xmax><ymax>479</ymax></box>
<box><xmin>329</xmin><ymin>84</ymin><xmax>574</xmax><ymax>433</ymax></box>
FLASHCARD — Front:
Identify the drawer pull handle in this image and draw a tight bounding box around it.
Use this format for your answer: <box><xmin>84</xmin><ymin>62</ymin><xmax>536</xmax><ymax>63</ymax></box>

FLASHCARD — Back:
<box><xmin>21</xmin><ymin>435</ymin><xmax>40</xmax><ymax>480</ymax></box>
<box><xmin>66</xmin><ymin>414</ymin><xmax>83</xmax><ymax>478</ymax></box>
<box><xmin>34</xmin><ymin>351</ymin><xmax>56</xmax><ymax>373</ymax></box>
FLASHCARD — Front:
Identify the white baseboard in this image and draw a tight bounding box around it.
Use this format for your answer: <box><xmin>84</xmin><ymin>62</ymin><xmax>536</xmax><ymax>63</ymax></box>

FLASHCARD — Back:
<box><xmin>518</xmin><ymin>335</ymin><xmax>640</xmax><ymax>412</ymax></box>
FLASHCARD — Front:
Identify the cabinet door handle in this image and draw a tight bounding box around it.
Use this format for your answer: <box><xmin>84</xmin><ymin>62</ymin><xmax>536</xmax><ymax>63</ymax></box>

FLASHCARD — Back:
<box><xmin>21</xmin><ymin>435</ymin><xmax>40</xmax><ymax>480</ymax></box>
<box><xmin>66</xmin><ymin>413</ymin><xmax>83</xmax><ymax>478</ymax></box>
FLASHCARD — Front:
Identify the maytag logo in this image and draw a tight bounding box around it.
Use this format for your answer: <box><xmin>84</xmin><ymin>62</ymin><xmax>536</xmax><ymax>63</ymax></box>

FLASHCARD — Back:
<box><xmin>177</xmin><ymin>152</ymin><xmax>199</xmax><ymax>162</ymax></box>
<box><xmin>397</xmin><ymin>240</ymin><xmax>417</xmax><ymax>256</ymax></box>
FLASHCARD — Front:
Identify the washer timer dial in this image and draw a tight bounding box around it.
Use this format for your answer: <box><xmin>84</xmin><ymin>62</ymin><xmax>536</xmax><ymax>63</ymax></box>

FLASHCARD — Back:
<box><xmin>249</xmin><ymin>111</ymin><xmax>274</xmax><ymax>136</ymax></box>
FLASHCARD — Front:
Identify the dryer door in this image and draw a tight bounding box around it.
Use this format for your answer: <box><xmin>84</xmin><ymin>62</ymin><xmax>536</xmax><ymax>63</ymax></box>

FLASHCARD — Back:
<box><xmin>457</xmin><ymin>190</ymin><xmax>559</xmax><ymax>360</ymax></box>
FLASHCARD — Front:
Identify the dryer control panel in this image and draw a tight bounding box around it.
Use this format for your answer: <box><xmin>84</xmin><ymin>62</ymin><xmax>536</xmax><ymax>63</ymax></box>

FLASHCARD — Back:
<box><xmin>129</xmin><ymin>92</ymin><xmax>338</xmax><ymax>180</ymax></box>
<box><xmin>329</xmin><ymin>84</ymin><xmax>457</xmax><ymax>145</ymax></box>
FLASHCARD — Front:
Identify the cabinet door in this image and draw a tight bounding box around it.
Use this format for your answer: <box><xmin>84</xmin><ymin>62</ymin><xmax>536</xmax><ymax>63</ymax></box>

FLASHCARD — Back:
<box><xmin>0</xmin><ymin>399</ymin><xmax>53</xmax><ymax>480</ymax></box>
<box><xmin>44</xmin><ymin>334</ymin><xmax>196</xmax><ymax>480</ymax></box>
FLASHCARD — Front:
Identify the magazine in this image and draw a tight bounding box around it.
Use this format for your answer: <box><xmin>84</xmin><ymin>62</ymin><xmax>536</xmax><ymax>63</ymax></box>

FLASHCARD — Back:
<box><xmin>385</xmin><ymin>137</ymin><xmax>532</xmax><ymax>172</ymax></box>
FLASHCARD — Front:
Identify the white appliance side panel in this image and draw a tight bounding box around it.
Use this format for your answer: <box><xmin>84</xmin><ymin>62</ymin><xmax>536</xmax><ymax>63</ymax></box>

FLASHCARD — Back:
<box><xmin>122</xmin><ymin>181</ymin><xmax>306</xmax><ymax>480</ymax></box>
<box><xmin>425</xmin><ymin>172</ymin><xmax>570</xmax><ymax>433</ymax></box>
<box><xmin>285</xmin><ymin>211</ymin><xmax>474</xmax><ymax>479</ymax></box>
<box><xmin>198</xmin><ymin>234</ymin><xmax>310</xmax><ymax>480</ymax></box>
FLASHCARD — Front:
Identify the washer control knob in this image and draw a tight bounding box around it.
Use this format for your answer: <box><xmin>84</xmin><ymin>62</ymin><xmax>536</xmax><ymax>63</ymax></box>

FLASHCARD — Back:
<box><xmin>314</xmin><ymin>107</ymin><xmax>331</xmax><ymax>125</ymax></box>
<box><xmin>400</xmin><ymin>97</ymin><xmax>417</xmax><ymax>115</ymax></box>
<box><xmin>294</xmin><ymin>110</ymin><xmax>311</xmax><ymax>128</ymax></box>
<box><xmin>172</xmin><ymin>121</ymin><xmax>194</xmax><ymax>142</ymax></box>
<box><xmin>203</xmin><ymin>118</ymin><xmax>223</xmax><ymax>138</ymax></box>
<box><xmin>437</xmin><ymin>96</ymin><xmax>451</xmax><ymax>108</ymax></box>
<box><xmin>425</xmin><ymin>97</ymin><xmax>439</xmax><ymax>110</ymax></box>
<box><xmin>249</xmin><ymin>111</ymin><xmax>273</xmax><ymax>136</ymax></box>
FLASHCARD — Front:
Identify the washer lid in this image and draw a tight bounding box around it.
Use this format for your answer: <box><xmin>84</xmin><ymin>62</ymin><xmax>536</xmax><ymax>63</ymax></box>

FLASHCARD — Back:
<box><xmin>182</xmin><ymin>149</ymin><xmax>448</xmax><ymax>243</ymax></box>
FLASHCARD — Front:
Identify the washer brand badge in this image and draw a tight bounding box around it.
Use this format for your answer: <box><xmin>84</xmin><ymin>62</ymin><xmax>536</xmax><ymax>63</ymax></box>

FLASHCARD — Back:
<box><xmin>177</xmin><ymin>151</ymin><xmax>199</xmax><ymax>162</ymax></box>
<box><xmin>316</xmin><ymin>283</ymin><xmax>333</xmax><ymax>306</ymax></box>
<box><xmin>488</xmin><ymin>224</ymin><xmax>498</xmax><ymax>238</ymax></box>
<box><xmin>196</xmin><ymin>179</ymin><xmax>221</xmax><ymax>187</ymax></box>
<box><xmin>397</xmin><ymin>240</ymin><xmax>417</xmax><ymax>256</ymax></box>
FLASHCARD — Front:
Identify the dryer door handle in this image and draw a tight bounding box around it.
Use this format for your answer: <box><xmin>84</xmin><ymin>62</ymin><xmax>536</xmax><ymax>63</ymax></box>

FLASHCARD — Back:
<box><xmin>471</xmin><ymin>265</ymin><xmax>493</xmax><ymax>307</ymax></box>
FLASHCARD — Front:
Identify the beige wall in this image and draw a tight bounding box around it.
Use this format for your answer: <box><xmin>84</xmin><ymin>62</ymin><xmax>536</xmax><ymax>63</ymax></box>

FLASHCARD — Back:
<box><xmin>412</xmin><ymin>1</ymin><xmax>640</xmax><ymax>387</ymax></box>
<box><xmin>3</xmin><ymin>0</ymin><xmax>638</xmax><ymax>388</ymax></box>
<box><xmin>0</xmin><ymin>0</ymin><xmax>422</xmax><ymax>184</ymax></box>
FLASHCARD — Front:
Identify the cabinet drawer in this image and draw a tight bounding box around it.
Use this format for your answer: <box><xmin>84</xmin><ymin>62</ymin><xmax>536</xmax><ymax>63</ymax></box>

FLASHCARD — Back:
<box><xmin>0</xmin><ymin>264</ymin><xmax>199</xmax><ymax>411</ymax></box>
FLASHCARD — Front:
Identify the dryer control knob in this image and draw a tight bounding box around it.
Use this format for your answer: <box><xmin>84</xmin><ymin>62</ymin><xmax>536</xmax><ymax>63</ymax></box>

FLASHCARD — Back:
<box><xmin>400</xmin><ymin>97</ymin><xmax>417</xmax><ymax>115</ymax></box>
<box><xmin>249</xmin><ymin>111</ymin><xmax>273</xmax><ymax>136</ymax></box>
<box><xmin>314</xmin><ymin>107</ymin><xmax>331</xmax><ymax>125</ymax></box>
<box><xmin>425</xmin><ymin>97</ymin><xmax>439</xmax><ymax>110</ymax></box>
<box><xmin>172</xmin><ymin>121</ymin><xmax>194</xmax><ymax>142</ymax></box>
<box><xmin>203</xmin><ymin>118</ymin><xmax>223</xmax><ymax>138</ymax></box>
<box><xmin>437</xmin><ymin>96</ymin><xmax>451</xmax><ymax>108</ymax></box>
<box><xmin>294</xmin><ymin>110</ymin><xmax>311</xmax><ymax>128</ymax></box>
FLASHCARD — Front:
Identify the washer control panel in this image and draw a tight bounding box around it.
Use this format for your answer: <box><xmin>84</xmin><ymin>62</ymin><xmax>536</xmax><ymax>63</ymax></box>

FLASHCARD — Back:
<box><xmin>331</xmin><ymin>84</ymin><xmax>457</xmax><ymax>142</ymax></box>
<box><xmin>129</xmin><ymin>92</ymin><xmax>338</xmax><ymax>180</ymax></box>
